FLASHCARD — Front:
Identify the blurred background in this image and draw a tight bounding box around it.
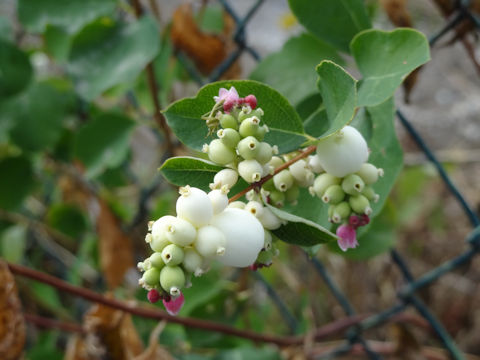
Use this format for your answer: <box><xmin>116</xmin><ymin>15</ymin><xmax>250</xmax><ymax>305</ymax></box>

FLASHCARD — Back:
<box><xmin>1</xmin><ymin>0</ymin><xmax>480</xmax><ymax>359</ymax></box>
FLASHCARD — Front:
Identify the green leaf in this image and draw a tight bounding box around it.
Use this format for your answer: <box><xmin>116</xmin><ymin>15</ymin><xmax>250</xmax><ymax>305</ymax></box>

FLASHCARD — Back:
<box><xmin>18</xmin><ymin>0</ymin><xmax>117</xmax><ymax>34</ymax></box>
<box><xmin>315</xmin><ymin>60</ymin><xmax>357</xmax><ymax>139</ymax></box>
<box><xmin>214</xmin><ymin>347</ymin><xmax>282</xmax><ymax>360</ymax></box>
<box><xmin>0</xmin><ymin>225</ymin><xmax>27</xmax><ymax>263</ymax></box>
<box><xmin>74</xmin><ymin>112</ymin><xmax>135</xmax><ymax>178</ymax></box>
<box><xmin>0</xmin><ymin>39</ymin><xmax>33</xmax><ymax>98</ymax></box>
<box><xmin>250</xmin><ymin>33</ymin><xmax>343</xmax><ymax>106</ymax></box>
<box><xmin>8</xmin><ymin>82</ymin><xmax>71</xmax><ymax>152</ymax></box>
<box><xmin>0</xmin><ymin>156</ymin><xmax>35</xmax><ymax>210</ymax></box>
<box><xmin>288</xmin><ymin>0</ymin><xmax>371</xmax><ymax>53</ymax></box>
<box><xmin>197</xmin><ymin>4</ymin><xmax>224</xmax><ymax>34</ymax></box>
<box><xmin>44</xmin><ymin>25</ymin><xmax>71</xmax><ymax>62</ymax></box>
<box><xmin>160</xmin><ymin>157</ymin><xmax>223</xmax><ymax>191</ymax></box>
<box><xmin>46</xmin><ymin>204</ymin><xmax>88</xmax><ymax>238</ymax></box>
<box><xmin>267</xmin><ymin>204</ymin><xmax>337</xmax><ymax>246</ymax></box>
<box><xmin>351</xmin><ymin>28</ymin><xmax>430</xmax><ymax>107</ymax></box>
<box><xmin>164</xmin><ymin>80</ymin><xmax>306</xmax><ymax>154</ymax></box>
<box><xmin>68</xmin><ymin>16</ymin><xmax>160</xmax><ymax>100</ymax></box>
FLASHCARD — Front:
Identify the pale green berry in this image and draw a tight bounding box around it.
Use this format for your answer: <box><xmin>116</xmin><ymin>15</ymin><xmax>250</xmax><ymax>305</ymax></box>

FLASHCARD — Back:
<box><xmin>322</xmin><ymin>184</ymin><xmax>345</xmax><ymax>204</ymax></box>
<box><xmin>332</xmin><ymin>202</ymin><xmax>351</xmax><ymax>223</ymax></box>
<box><xmin>238</xmin><ymin>108</ymin><xmax>252</xmax><ymax>122</ymax></box>
<box><xmin>210</xmin><ymin>208</ymin><xmax>264</xmax><ymax>267</ymax></box>
<box><xmin>165</xmin><ymin>217</ymin><xmax>196</xmax><ymax>246</ymax></box>
<box><xmin>141</xmin><ymin>267</ymin><xmax>161</xmax><ymax>287</ymax></box>
<box><xmin>217</xmin><ymin>128</ymin><xmax>240</xmax><ymax>148</ymax></box>
<box><xmin>238</xmin><ymin>159</ymin><xmax>263</xmax><ymax>183</ymax></box>
<box><xmin>289</xmin><ymin>159</ymin><xmax>314</xmax><ymax>187</ymax></box>
<box><xmin>149</xmin><ymin>252</ymin><xmax>165</xmax><ymax>269</ymax></box>
<box><xmin>228</xmin><ymin>201</ymin><xmax>246</xmax><ymax>209</ymax></box>
<box><xmin>177</xmin><ymin>186</ymin><xmax>213</xmax><ymax>227</ymax></box>
<box><xmin>315</xmin><ymin>126</ymin><xmax>368</xmax><ymax>177</ymax></box>
<box><xmin>328</xmin><ymin>204</ymin><xmax>335</xmax><ymax>222</ymax></box>
<box><xmin>263</xmin><ymin>230</ymin><xmax>273</xmax><ymax>251</ymax></box>
<box><xmin>310</xmin><ymin>173</ymin><xmax>341</xmax><ymax>198</ymax></box>
<box><xmin>161</xmin><ymin>244</ymin><xmax>185</xmax><ymax>266</ymax></box>
<box><xmin>273</xmin><ymin>169</ymin><xmax>294</xmax><ymax>192</ymax></box>
<box><xmin>160</xmin><ymin>266</ymin><xmax>185</xmax><ymax>296</ymax></box>
<box><xmin>356</xmin><ymin>163</ymin><xmax>384</xmax><ymax>185</ymax></box>
<box><xmin>256</xmin><ymin>249</ymin><xmax>273</xmax><ymax>266</ymax></box>
<box><xmin>237</xmin><ymin>136</ymin><xmax>260</xmax><ymax>160</ymax></box>
<box><xmin>341</xmin><ymin>174</ymin><xmax>365</xmax><ymax>195</ymax></box>
<box><xmin>211</xmin><ymin>168</ymin><xmax>238</xmax><ymax>190</ymax></box>
<box><xmin>150</xmin><ymin>215</ymin><xmax>175</xmax><ymax>252</ymax></box>
<box><xmin>182</xmin><ymin>248</ymin><xmax>204</xmax><ymax>274</ymax></box>
<box><xmin>362</xmin><ymin>186</ymin><xmax>379</xmax><ymax>203</ymax></box>
<box><xmin>250</xmin><ymin>108</ymin><xmax>264</xmax><ymax>119</ymax></box>
<box><xmin>285</xmin><ymin>185</ymin><xmax>299</xmax><ymax>205</ymax></box>
<box><xmin>220</xmin><ymin>113</ymin><xmax>238</xmax><ymax>130</ymax></box>
<box><xmin>349</xmin><ymin>194</ymin><xmax>372</xmax><ymax>215</ymax></box>
<box><xmin>208</xmin><ymin>188</ymin><xmax>229</xmax><ymax>214</ymax></box>
<box><xmin>256</xmin><ymin>142</ymin><xmax>273</xmax><ymax>164</ymax></box>
<box><xmin>195</xmin><ymin>225</ymin><xmax>226</xmax><ymax>257</ymax></box>
<box><xmin>254</xmin><ymin>125</ymin><xmax>269</xmax><ymax>141</ymax></box>
<box><xmin>206</xmin><ymin>139</ymin><xmax>236</xmax><ymax>165</ymax></box>
<box><xmin>269</xmin><ymin>189</ymin><xmax>285</xmax><ymax>207</ymax></box>
<box><xmin>257</xmin><ymin>206</ymin><xmax>282</xmax><ymax>230</ymax></box>
<box><xmin>268</xmin><ymin>156</ymin><xmax>284</xmax><ymax>170</ymax></box>
<box><xmin>239</xmin><ymin>116</ymin><xmax>260</xmax><ymax>137</ymax></box>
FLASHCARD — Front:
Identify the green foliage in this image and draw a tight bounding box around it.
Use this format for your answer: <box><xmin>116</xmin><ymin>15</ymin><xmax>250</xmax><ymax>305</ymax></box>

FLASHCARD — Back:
<box><xmin>74</xmin><ymin>112</ymin><xmax>135</xmax><ymax>178</ymax></box>
<box><xmin>18</xmin><ymin>0</ymin><xmax>117</xmax><ymax>34</ymax></box>
<box><xmin>0</xmin><ymin>225</ymin><xmax>27</xmax><ymax>263</ymax></box>
<box><xmin>68</xmin><ymin>16</ymin><xmax>160</xmax><ymax>100</ymax></box>
<box><xmin>46</xmin><ymin>203</ymin><xmax>88</xmax><ymax>238</ymax></box>
<box><xmin>250</xmin><ymin>33</ymin><xmax>343</xmax><ymax>106</ymax></box>
<box><xmin>351</xmin><ymin>29</ymin><xmax>430</xmax><ymax>107</ymax></box>
<box><xmin>0</xmin><ymin>156</ymin><xmax>35</xmax><ymax>210</ymax></box>
<box><xmin>164</xmin><ymin>80</ymin><xmax>306</xmax><ymax>154</ymax></box>
<box><xmin>0</xmin><ymin>39</ymin><xmax>33</xmax><ymax>98</ymax></box>
<box><xmin>44</xmin><ymin>25</ymin><xmax>71</xmax><ymax>61</ymax></box>
<box><xmin>288</xmin><ymin>0</ymin><xmax>371</xmax><ymax>53</ymax></box>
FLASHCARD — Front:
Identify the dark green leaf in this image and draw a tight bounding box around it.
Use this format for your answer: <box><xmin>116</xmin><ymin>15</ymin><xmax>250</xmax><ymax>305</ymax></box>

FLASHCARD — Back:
<box><xmin>315</xmin><ymin>60</ymin><xmax>357</xmax><ymax>138</ymax></box>
<box><xmin>164</xmin><ymin>80</ymin><xmax>306</xmax><ymax>154</ymax></box>
<box><xmin>288</xmin><ymin>0</ymin><xmax>371</xmax><ymax>53</ymax></box>
<box><xmin>18</xmin><ymin>0</ymin><xmax>116</xmax><ymax>34</ymax></box>
<box><xmin>46</xmin><ymin>203</ymin><xmax>88</xmax><ymax>238</ymax></box>
<box><xmin>351</xmin><ymin>29</ymin><xmax>430</xmax><ymax>107</ymax></box>
<box><xmin>0</xmin><ymin>156</ymin><xmax>35</xmax><ymax>210</ymax></box>
<box><xmin>68</xmin><ymin>16</ymin><xmax>160</xmax><ymax>100</ymax></box>
<box><xmin>74</xmin><ymin>112</ymin><xmax>135</xmax><ymax>178</ymax></box>
<box><xmin>0</xmin><ymin>39</ymin><xmax>33</xmax><ymax>98</ymax></box>
<box><xmin>8</xmin><ymin>82</ymin><xmax>71</xmax><ymax>152</ymax></box>
<box><xmin>250</xmin><ymin>33</ymin><xmax>343</xmax><ymax>106</ymax></box>
<box><xmin>44</xmin><ymin>25</ymin><xmax>71</xmax><ymax>61</ymax></box>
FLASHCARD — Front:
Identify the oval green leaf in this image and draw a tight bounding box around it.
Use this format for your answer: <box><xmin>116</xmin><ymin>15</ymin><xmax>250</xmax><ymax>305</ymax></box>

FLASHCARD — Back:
<box><xmin>0</xmin><ymin>39</ymin><xmax>33</xmax><ymax>98</ymax></box>
<box><xmin>0</xmin><ymin>156</ymin><xmax>35</xmax><ymax>210</ymax></box>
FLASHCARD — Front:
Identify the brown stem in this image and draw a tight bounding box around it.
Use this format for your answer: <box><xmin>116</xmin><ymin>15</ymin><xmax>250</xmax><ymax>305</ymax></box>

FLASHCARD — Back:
<box><xmin>25</xmin><ymin>313</ymin><xmax>84</xmax><ymax>334</ymax></box>
<box><xmin>132</xmin><ymin>0</ymin><xmax>175</xmax><ymax>155</ymax></box>
<box><xmin>229</xmin><ymin>145</ymin><xmax>317</xmax><ymax>203</ymax></box>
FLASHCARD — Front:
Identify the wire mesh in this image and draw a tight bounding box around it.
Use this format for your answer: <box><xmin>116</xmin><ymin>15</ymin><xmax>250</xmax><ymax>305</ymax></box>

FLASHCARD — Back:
<box><xmin>172</xmin><ymin>1</ymin><xmax>480</xmax><ymax>359</ymax></box>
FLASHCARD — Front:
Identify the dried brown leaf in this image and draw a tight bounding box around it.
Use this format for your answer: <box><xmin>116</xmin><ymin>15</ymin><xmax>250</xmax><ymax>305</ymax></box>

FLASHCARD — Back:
<box><xmin>133</xmin><ymin>321</ymin><xmax>173</xmax><ymax>360</ymax></box>
<box><xmin>64</xmin><ymin>335</ymin><xmax>90</xmax><ymax>360</ymax></box>
<box><xmin>0</xmin><ymin>261</ymin><xmax>26</xmax><ymax>360</ymax></box>
<box><xmin>381</xmin><ymin>0</ymin><xmax>413</xmax><ymax>27</ymax></box>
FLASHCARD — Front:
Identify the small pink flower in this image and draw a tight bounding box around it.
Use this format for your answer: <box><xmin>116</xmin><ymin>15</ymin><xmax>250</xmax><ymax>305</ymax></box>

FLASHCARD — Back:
<box><xmin>163</xmin><ymin>292</ymin><xmax>185</xmax><ymax>316</ymax></box>
<box><xmin>147</xmin><ymin>289</ymin><xmax>161</xmax><ymax>303</ymax></box>
<box><xmin>213</xmin><ymin>87</ymin><xmax>240</xmax><ymax>108</ymax></box>
<box><xmin>336</xmin><ymin>224</ymin><xmax>358</xmax><ymax>252</ymax></box>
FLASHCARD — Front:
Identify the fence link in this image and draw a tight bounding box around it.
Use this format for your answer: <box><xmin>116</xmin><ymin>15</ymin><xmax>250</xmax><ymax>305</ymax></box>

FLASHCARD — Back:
<box><xmin>171</xmin><ymin>1</ymin><xmax>480</xmax><ymax>359</ymax></box>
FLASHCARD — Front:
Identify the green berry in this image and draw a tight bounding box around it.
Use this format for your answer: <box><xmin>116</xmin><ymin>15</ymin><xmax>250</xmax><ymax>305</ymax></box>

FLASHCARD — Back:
<box><xmin>322</xmin><ymin>184</ymin><xmax>345</xmax><ymax>204</ymax></box>
<box><xmin>254</xmin><ymin>125</ymin><xmax>269</xmax><ymax>141</ymax></box>
<box><xmin>220</xmin><ymin>114</ymin><xmax>238</xmax><ymax>130</ymax></box>
<box><xmin>310</xmin><ymin>173</ymin><xmax>341</xmax><ymax>198</ymax></box>
<box><xmin>238</xmin><ymin>108</ymin><xmax>252</xmax><ymax>122</ymax></box>
<box><xmin>217</xmin><ymin>128</ymin><xmax>240</xmax><ymax>148</ymax></box>
<box><xmin>256</xmin><ymin>142</ymin><xmax>273</xmax><ymax>164</ymax></box>
<box><xmin>341</xmin><ymin>174</ymin><xmax>365</xmax><ymax>195</ymax></box>
<box><xmin>349</xmin><ymin>194</ymin><xmax>372</xmax><ymax>215</ymax></box>
<box><xmin>263</xmin><ymin>230</ymin><xmax>273</xmax><ymax>251</ymax></box>
<box><xmin>250</xmin><ymin>108</ymin><xmax>264</xmax><ymax>119</ymax></box>
<box><xmin>149</xmin><ymin>252</ymin><xmax>165</xmax><ymax>269</ymax></box>
<box><xmin>285</xmin><ymin>185</ymin><xmax>299</xmax><ymax>204</ymax></box>
<box><xmin>161</xmin><ymin>244</ymin><xmax>185</xmax><ymax>266</ymax></box>
<box><xmin>238</xmin><ymin>159</ymin><xmax>263</xmax><ymax>183</ymax></box>
<box><xmin>142</xmin><ymin>267</ymin><xmax>161</xmax><ymax>287</ymax></box>
<box><xmin>160</xmin><ymin>266</ymin><xmax>186</xmax><ymax>296</ymax></box>
<box><xmin>332</xmin><ymin>202</ymin><xmax>351</xmax><ymax>223</ymax></box>
<box><xmin>268</xmin><ymin>156</ymin><xmax>284</xmax><ymax>169</ymax></box>
<box><xmin>148</xmin><ymin>233</ymin><xmax>169</xmax><ymax>253</ymax></box>
<box><xmin>256</xmin><ymin>250</ymin><xmax>273</xmax><ymax>266</ymax></box>
<box><xmin>356</xmin><ymin>163</ymin><xmax>383</xmax><ymax>185</ymax></box>
<box><xmin>239</xmin><ymin>116</ymin><xmax>260</xmax><ymax>137</ymax></box>
<box><xmin>237</xmin><ymin>136</ymin><xmax>260</xmax><ymax>160</ymax></box>
<box><xmin>362</xmin><ymin>186</ymin><xmax>379</xmax><ymax>203</ymax></box>
<box><xmin>206</xmin><ymin>139</ymin><xmax>236</xmax><ymax>165</ymax></box>
<box><xmin>269</xmin><ymin>189</ymin><xmax>285</xmax><ymax>207</ymax></box>
<box><xmin>273</xmin><ymin>169</ymin><xmax>294</xmax><ymax>192</ymax></box>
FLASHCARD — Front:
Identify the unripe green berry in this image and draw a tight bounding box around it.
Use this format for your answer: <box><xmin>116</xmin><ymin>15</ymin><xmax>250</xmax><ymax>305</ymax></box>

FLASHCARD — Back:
<box><xmin>332</xmin><ymin>202</ymin><xmax>351</xmax><ymax>223</ymax></box>
<box><xmin>161</xmin><ymin>244</ymin><xmax>185</xmax><ymax>266</ymax></box>
<box><xmin>206</xmin><ymin>139</ymin><xmax>236</xmax><ymax>165</ymax></box>
<box><xmin>273</xmin><ymin>169</ymin><xmax>294</xmax><ymax>192</ymax></box>
<box><xmin>238</xmin><ymin>159</ymin><xmax>263</xmax><ymax>183</ymax></box>
<box><xmin>219</xmin><ymin>114</ymin><xmax>238</xmax><ymax>130</ymax></box>
<box><xmin>356</xmin><ymin>163</ymin><xmax>384</xmax><ymax>185</ymax></box>
<box><xmin>322</xmin><ymin>184</ymin><xmax>345</xmax><ymax>204</ymax></box>
<box><xmin>328</xmin><ymin>204</ymin><xmax>335</xmax><ymax>221</ymax></box>
<box><xmin>269</xmin><ymin>189</ymin><xmax>285</xmax><ymax>207</ymax></box>
<box><xmin>362</xmin><ymin>186</ymin><xmax>379</xmax><ymax>203</ymax></box>
<box><xmin>349</xmin><ymin>194</ymin><xmax>372</xmax><ymax>215</ymax></box>
<box><xmin>239</xmin><ymin>116</ymin><xmax>260</xmax><ymax>137</ymax></box>
<box><xmin>142</xmin><ymin>267</ymin><xmax>161</xmax><ymax>287</ymax></box>
<box><xmin>263</xmin><ymin>230</ymin><xmax>273</xmax><ymax>251</ymax></box>
<box><xmin>150</xmin><ymin>215</ymin><xmax>175</xmax><ymax>252</ymax></box>
<box><xmin>285</xmin><ymin>185</ymin><xmax>300</xmax><ymax>204</ymax></box>
<box><xmin>250</xmin><ymin>108</ymin><xmax>264</xmax><ymax>119</ymax></box>
<box><xmin>182</xmin><ymin>248</ymin><xmax>203</xmax><ymax>274</ymax></box>
<box><xmin>256</xmin><ymin>142</ymin><xmax>273</xmax><ymax>164</ymax></box>
<box><xmin>256</xmin><ymin>250</ymin><xmax>273</xmax><ymax>266</ymax></box>
<box><xmin>254</xmin><ymin>125</ymin><xmax>269</xmax><ymax>141</ymax></box>
<box><xmin>310</xmin><ymin>173</ymin><xmax>341</xmax><ymax>198</ymax></box>
<box><xmin>217</xmin><ymin>128</ymin><xmax>240</xmax><ymax>148</ymax></box>
<box><xmin>165</xmin><ymin>217</ymin><xmax>196</xmax><ymax>246</ymax></box>
<box><xmin>341</xmin><ymin>174</ymin><xmax>365</xmax><ymax>195</ymax></box>
<box><xmin>149</xmin><ymin>252</ymin><xmax>165</xmax><ymax>269</ymax></box>
<box><xmin>160</xmin><ymin>266</ymin><xmax>185</xmax><ymax>296</ymax></box>
<box><xmin>237</xmin><ymin>136</ymin><xmax>260</xmax><ymax>160</ymax></box>
<box><xmin>238</xmin><ymin>108</ymin><xmax>252</xmax><ymax>122</ymax></box>
<box><xmin>211</xmin><ymin>168</ymin><xmax>238</xmax><ymax>190</ymax></box>
<box><xmin>268</xmin><ymin>156</ymin><xmax>284</xmax><ymax>170</ymax></box>
<box><xmin>148</xmin><ymin>233</ymin><xmax>170</xmax><ymax>253</ymax></box>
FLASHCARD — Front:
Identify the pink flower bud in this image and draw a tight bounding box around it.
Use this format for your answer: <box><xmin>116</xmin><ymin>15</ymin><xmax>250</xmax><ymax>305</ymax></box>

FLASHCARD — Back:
<box><xmin>336</xmin><ymin>224</ymin><xmax>358</xmax><ymax>252</ymax></box>
<box><xmin>163</xmin><ymin>292</ymin><xmax>185</xmax><ymax>316</ymax></box>
<box><xmin>244</xmin><ymin>94</ymin><xmax>257</xmax><ymax>109</ymax></box>
<box><xmin>147</xmin><ymin>289</ymin><xmax>161</xmax><ymax>303</ymax></box>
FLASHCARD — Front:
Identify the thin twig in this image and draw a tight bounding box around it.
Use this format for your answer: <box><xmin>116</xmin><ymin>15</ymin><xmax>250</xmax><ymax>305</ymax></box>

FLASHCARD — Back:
<box><xmin>25</xmin><ymin>313</ymin><xmax>84</xmax><ymax>334</ymax></box>
<box><xmin>229</xmin><ymin>145</ymin><xmax>317</xmax><ymax>203</ymax></box>
<box><xmin>131</xmin><ymin>0</ymin><xmax>175</xmax><ymax>155</ymax></box>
